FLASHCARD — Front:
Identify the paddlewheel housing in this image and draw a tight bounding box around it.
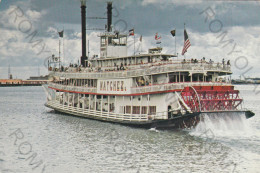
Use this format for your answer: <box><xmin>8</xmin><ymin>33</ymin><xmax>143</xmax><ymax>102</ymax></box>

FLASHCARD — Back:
<box><xmin>180</xmin><ymin>86</ymin><xmax>243</xmax><ymax>112</ymax></box>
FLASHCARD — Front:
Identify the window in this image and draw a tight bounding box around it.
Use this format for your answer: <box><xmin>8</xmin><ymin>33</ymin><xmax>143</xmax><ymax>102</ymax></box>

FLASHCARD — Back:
<box><xmin>133</xmin><ymin>106</ymin><xmax>140</xmax><ymax>114</ymax></box>
<box><xmin>141</xmin><ymin>106</ymin><xmax>147</xmax><ymax>114</ymax></box>
<box><xmin>101</xmin><ymin>37</ymin><xmax>106</xmax><ymax>46</ymax></box>
<box><xmin>126</xmin><ymin>106</ymin><xmax>131</xmax><ymax>114</ymax></box>
<box><xmin>149</xmin><ymin>106</ymin><xmax>156</xmax><ymax>115</ymax></box>
<box><xmin>119</xmin><ymin>37</ymin><xmax>127</xmax><ymax>45</ymax></box>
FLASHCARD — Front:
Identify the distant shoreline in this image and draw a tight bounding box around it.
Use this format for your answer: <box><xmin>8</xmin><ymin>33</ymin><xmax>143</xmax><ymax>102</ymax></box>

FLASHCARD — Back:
<box><xmin>232</xmin><ymin>83</ymin><xmax>260</xmax><ymax>85</ymax></box>
<box><xmin>0</xmin><ymin>84</ymin><xmax>43</xmax><ymax>87</ymax></box>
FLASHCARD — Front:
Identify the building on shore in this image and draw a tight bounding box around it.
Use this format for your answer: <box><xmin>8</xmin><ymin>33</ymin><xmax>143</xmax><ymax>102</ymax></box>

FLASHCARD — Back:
<box><xmin>0</xmin><ymin>75</ymin><xmax>50</xmax><ymax>86</ymax></box>
<box><xmin>0</xmin><ymin>79</ymin><xmax>22</xmax><ymax>85</ymax></box>
<box><xmin>27</xmin><ymin>75</ymin><xmax>49</xmax><ymax>80</ymax></box>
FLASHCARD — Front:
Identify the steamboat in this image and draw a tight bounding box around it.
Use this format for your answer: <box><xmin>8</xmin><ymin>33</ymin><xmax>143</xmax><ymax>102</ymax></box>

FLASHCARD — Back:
<box><xmin>44</xmin><ymin>1</ymin><xmax>254</xmax><ymax>129</ymax></box>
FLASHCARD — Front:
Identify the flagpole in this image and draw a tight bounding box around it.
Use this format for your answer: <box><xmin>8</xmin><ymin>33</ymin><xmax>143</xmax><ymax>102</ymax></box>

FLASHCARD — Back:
<box><xmin>134</xmin><ymin>34</ymin><xmax>135</xmax><ymax>56</ymax></box>
<box><xmin>88</xmin><ymin>40</ymin><xmax>90</xmax><ymax>59</ymax></box>
<box><xmin>59</xmin><ymin>37</ymin><xmax>61</xmax><ymax>69</ymax></box>
<box><xmin>134</xmin><ymin>28</ymin><xmax>136</xmax><ymax>56</ymax></box>
<box><xmin>63</xmin><ymin>27</ymin><xmax>65</xmax><ymax>67</ymax></box>
<box><xmin>183</xmin><ymin>23</ymin><xmax>185</xmax><ymax>58</ymax></box>
<box><xmin>141</xmin><ymin>36</ymin><xmax>143</xmax><ymax>53</ymax></box>
<box><xmin>175</xmin><ymin>28</ymin><xmax>176</xmax><ymax>55</ymax></box>
<box><xmin>134</xmin><ymin>28</ymin><xmax>136</xmax><ymax>64</ymax></box>
<box><xmin>59</xmin><ymin>37</ymin><xmax>60</xmax><ymax>59</ymax></box>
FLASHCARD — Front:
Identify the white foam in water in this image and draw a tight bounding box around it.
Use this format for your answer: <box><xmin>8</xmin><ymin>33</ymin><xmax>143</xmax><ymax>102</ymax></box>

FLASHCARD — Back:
<box><xmin>149</xmin><ymin>127</ymin><xmax>159</xmax><ymax>133</ymax></box>
<box><xmin>190</xmin><ymin>112</ymin><xmax>254</xmax><ymax>138</ymax></box>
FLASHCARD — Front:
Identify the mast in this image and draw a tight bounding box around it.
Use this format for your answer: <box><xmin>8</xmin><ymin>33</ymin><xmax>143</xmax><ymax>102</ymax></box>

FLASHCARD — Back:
<box><xmin>81</xmin><ymin>0</ymin><xmax>88</xmax><ymax>67</ymax></box>
<box><xmin>8</xmin><ymin>65</ymin><xmax>11</xmax><ymax>79</ymax></box>
<box><xmin>88</xmin><ymin>39</ymin><xmax>90</xmax><ymax>58</ymax></box>
<box><xmin>175</xmin><ymin>28</ymin><xmax>176</xmax><ymax>56</ymax></box>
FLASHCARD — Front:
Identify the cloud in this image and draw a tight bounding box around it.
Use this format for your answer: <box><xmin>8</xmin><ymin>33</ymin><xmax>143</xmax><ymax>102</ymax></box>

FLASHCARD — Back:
<box><xmin>131</xmin><ymin>25</ymin><xmax>260</xmax><ymax>78</ymax></box>
<box><xmin>141</xmin><ymin>0</ymin><xmax>204</xmax><ymax>6</ymax></box>
<box><xmin>25</xmin><ymin>9</ymin><xmax>44</xmax><ymax>21</ymax></box>
<box><xmin>180</xmin><ymin>26</ymin><xmax>260</xmax><ymax>78</ymax></box>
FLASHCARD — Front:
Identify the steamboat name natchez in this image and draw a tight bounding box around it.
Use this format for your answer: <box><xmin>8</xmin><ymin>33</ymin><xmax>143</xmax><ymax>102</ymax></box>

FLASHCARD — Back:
<box><xmin>44</xmin><ymin>1</ymin><xmax>254</xmax><ymax>129</ymax></box>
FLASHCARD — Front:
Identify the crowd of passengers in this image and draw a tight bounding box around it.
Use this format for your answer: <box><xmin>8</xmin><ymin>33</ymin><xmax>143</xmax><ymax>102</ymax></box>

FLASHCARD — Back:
<box><xmin>182</xmin><ymin>57</ymin><xmax>230</xmax><ymax>66</ymax></box>
<box><xmin>49</xmin><ymin>57</ymin><xmax>231</xmax><ymax>72</ymax></box>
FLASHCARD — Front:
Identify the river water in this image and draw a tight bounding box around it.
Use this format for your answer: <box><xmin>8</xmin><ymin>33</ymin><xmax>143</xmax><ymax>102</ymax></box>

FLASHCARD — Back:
<box><xmin>0</xmin><ymin>85</ymin><xmax>259</xmax><ymax>173</ymax></box>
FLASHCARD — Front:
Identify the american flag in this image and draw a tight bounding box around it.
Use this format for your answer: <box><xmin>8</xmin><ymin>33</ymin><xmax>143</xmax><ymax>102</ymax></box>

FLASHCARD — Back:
<box><xmin>129</xmin><ymin>29</ymin><xmax>134</xmax><ymax>36</ymax></box>
<box><xmin>181</xmin><ymin>29</ymin><xmax>191</xmax><ymax>55</ymax></box>
<box><xmin>155</xmin><ymin>33</ymin><xmax>161</xmax><ymax>40</ymax></box>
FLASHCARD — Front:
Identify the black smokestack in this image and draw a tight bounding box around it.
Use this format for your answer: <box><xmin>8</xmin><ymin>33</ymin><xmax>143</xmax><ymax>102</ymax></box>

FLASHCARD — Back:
<box><xmin>107</xmin><ymin>2</ymin><xmax>112</xmax><ymax>32</ymax></box>
<box><xmin>81</xmin><ymin>0</ymin><xmax>87</xmax><ymax>67</ymax></box>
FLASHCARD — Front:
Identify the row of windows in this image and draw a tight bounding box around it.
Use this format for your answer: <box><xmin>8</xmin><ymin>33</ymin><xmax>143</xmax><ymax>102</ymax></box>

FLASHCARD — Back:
<box><xmin>121</xmin><ymin>106</ymin><xmax>156</xmax><ymax>115</ymax></box>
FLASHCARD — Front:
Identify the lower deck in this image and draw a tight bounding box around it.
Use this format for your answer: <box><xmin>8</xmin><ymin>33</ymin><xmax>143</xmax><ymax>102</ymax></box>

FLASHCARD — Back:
<box><xmin>45</xmin><ymin>100</ymin><xmax>153</xmax><ymax>124</ymax></box>
<box><xmin>45</xmin><ymin>99</ymin><xmax>202</xmax><ymax>129</ymax></box>
<box><xmin>45</xmin><ymin>91</ymin><xmax>175</xmax><ymax>122</ymax></box>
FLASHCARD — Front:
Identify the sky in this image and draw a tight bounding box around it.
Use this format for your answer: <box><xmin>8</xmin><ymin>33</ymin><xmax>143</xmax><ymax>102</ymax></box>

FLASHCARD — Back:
<box><xmin>0</xmin><ymin>0</ymin><xmax>260</xmax><ymax>79</ymax></box>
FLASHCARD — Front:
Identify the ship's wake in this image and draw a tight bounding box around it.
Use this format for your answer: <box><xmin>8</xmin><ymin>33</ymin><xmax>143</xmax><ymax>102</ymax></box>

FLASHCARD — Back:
<box><xmin>190</xmin><ymin>112</ymin><xmax>254</xmax><ymax>138</ymax></box>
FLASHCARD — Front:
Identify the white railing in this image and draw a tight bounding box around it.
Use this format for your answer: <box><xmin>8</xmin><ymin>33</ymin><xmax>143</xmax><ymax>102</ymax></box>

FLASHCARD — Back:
<box><xmin>47</xmin><ymin>100</ymin><xmax>167</xmax><ymax>122</ymax></box>
<box><xmin>48</xmin><ymin>82</ymin><xmax>231</xmax><ymax>95</ymax></box>
<box><xmin>131</xmin><ymin>82</ymin><xmax>230</xmax><ymax>94</ymax></box>
<box><xmin>50</xmin><ymin>62</ymin><xmax>231</xmax><ymax>79</ymax></box>
<box><xmin>49</xmin><ymin>83</ymin><xmax>97</xmax><ymax>93</ymax></box>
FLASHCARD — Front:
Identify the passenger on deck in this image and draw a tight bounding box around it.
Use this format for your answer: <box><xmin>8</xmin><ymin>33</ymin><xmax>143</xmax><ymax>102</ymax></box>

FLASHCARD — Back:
<box><xmin>120</xmin><ymin>63</ymin><xmax>124</xmax><ymax>70</ymax></box>
<box><xmin>227</xmin><ymin>60</ymin><xmax>230</xmax><ymax>66</ymax></box>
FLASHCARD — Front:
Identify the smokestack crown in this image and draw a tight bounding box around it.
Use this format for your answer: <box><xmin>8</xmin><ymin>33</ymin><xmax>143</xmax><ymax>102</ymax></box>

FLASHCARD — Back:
<box><xmin>81</xmin><ymin>0</ymin><xmax>86</xmax><ymax>6</ymax></box>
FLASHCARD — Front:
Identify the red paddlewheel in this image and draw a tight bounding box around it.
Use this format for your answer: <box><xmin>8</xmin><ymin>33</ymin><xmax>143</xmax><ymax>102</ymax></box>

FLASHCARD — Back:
<box><xmin>180</xmin><ymin>87</ymin><xmax>201</xmax><ymax>112</ymax></box>
<box><xmin>179</xmin><ymin>116</ymin><xmax>200</xmax><ymax>129</ymax></box>
<box><xmin>180</xmin><ymin>86</ymin><xmax>243</xmax><ymax>112</ymax></box>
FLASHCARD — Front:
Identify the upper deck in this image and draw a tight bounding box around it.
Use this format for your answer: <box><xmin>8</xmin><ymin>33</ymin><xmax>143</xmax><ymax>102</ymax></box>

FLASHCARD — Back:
<box><xmin>49</xmin><ymin>58</ymin><xmax>231</xmax><ymax>80</ymax></box>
